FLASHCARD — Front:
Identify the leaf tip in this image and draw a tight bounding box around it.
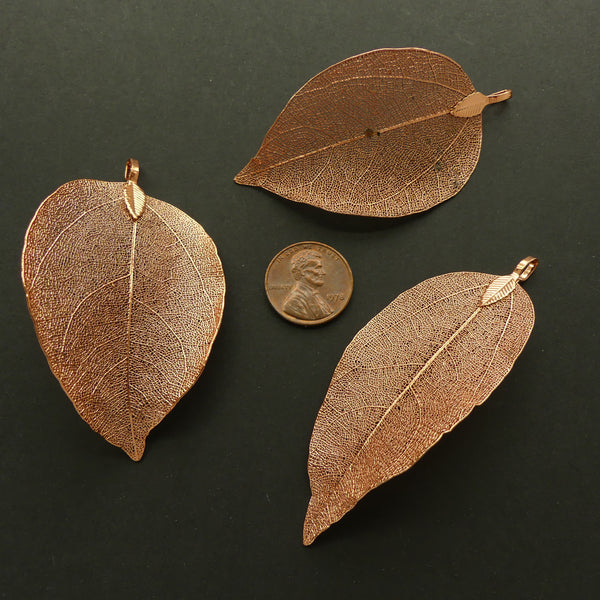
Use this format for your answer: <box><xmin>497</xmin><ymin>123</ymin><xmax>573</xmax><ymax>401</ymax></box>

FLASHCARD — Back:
<box><xmin>123</xmin><ymin>440</ymin><xmax>146</xmax><ymax>462</ymax></box>
<box><xmin>302</xmin><ymin>518</ymin><xmax>320</xmax><ymax>546</ymax></box>
<box><xmin>234</xmin><ymin>164</ymin><xmax>255</xmax><ymax>186</ymax></box>
<box><xmin>303</xmin><ymin>495</ymin><xmax>331</xmax><ymax>546</ymax></box>
<box><xmin>235</xmin><ymin>155</ymin><xmax>270</xmax><ymax>187</ymax></box>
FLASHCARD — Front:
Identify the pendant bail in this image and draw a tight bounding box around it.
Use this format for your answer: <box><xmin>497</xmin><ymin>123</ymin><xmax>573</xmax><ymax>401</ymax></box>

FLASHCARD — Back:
<box><xmin>125</xmin><ymin>158</ymin><xmax>140</xmax><ymax>184</ymax></box>
<box><xmin>487</xmin><ymin>89</ymin><xmax>512</xmax><ymax>104</ymax></box>
<box><xmin>513</xmin><ymin>257</ymin><xmax>538</xmax><ymax>281</ymax></box>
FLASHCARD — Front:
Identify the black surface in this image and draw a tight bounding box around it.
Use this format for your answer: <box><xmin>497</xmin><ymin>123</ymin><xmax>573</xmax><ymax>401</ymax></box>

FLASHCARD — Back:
<box><xmin>1</xmin><ymin>1</ymin><xmax>599</xmax><ymax>598</ymax></box>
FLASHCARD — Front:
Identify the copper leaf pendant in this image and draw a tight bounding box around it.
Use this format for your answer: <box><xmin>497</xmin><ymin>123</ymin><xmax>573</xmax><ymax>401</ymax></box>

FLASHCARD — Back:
<box><xmin>235</xmin><ymin>48</ymin><xmax>511</xmax><ymax>217</ymax></box>
<box><xmin>22</xmin><ymin>160</ymin><xmax>226</xmax><ymax>461</ymax></box>
<box><xmin>303</xmin><ymin>258</ymin><xmax>537</xmax><ymax>544</ymax></box>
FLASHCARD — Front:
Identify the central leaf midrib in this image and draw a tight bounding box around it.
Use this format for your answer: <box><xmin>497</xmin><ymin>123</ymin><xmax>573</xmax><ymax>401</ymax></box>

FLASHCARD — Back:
<box><xmin>245</xmin><ymin>109</ymin><xmax>451</xmax><ymax>177</ymax></box>
<box><xmin>125</xmin><ymin>221</ymin><xmax>138</xmax><ymax>455</ymax></box>
<box><xmin>315</xmin><ymin>302</ymin><xmax>483</xmax><ymax>510</ymax></box>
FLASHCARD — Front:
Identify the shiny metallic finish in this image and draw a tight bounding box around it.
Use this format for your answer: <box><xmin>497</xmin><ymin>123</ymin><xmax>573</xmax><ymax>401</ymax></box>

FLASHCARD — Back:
<box><xmin>265</xmin><ymin>242</ymin><xmax>353</xmax><ymax>326</ymax></box>
<box><xmin>22</xmin><ymin>161</ymin><xmax>226</xmax><ymax>461</ymax></box>
<box><xmin>451</xmin><ymin>89</ymin><xmax>512</xmax><ymax>117</ymax></box>
<box><xmin>303</xmin><ymin>259</ymin><xmax>537</xmax><ymax>545</ymax></box>
<box><xmin>235</xmin><ymin>48</ymin><xmax>511</xmax><ymax>218</ymax></box>
<box><xmin>480</xmin><ymin>257</ymin><xmax>538</xmax><ymax>307</ymax></box>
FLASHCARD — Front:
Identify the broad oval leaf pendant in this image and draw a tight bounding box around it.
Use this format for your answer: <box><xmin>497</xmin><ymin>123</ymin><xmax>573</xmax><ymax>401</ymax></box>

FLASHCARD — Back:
<box><xmin>303</xmin><ymin>258</ymin><xmax>537</xmax><ymax>545</ymax></box>
<box><xmin>236</xmin><ymin>48</ymin><xmax>511</xmax><ymax>217</ymax></box>
<box><xmin>22</xmin><ymin>160</ymin><xmax>226</xmax><ymax>461</ymax></box>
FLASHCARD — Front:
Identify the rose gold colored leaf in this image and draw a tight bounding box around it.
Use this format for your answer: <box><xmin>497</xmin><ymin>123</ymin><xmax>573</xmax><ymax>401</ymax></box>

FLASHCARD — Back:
<box><xmin>235</xmin><ymin>48</ymin><xmax>511</xmax><ymax>218</ymax></box>
<box><xmin>22</xmin><ymin>162</ymin><xmax>226</xmax><ymax>461</ymax></box>
<box><xmin>303</xmin><ymin>259</ymin><xmax>537</xmax><ymax>544</ymax></box>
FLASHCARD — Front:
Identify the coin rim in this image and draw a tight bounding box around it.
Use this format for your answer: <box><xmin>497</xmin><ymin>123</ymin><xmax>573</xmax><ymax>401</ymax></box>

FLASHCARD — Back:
<box><xmin>264</xmin><ymin>241</ymin><xmax>353</xmax><ymax>326</ymax></box>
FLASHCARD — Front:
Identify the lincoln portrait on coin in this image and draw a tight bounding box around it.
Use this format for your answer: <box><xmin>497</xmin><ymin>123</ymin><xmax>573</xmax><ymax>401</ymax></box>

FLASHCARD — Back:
<box><xmin>283</xmin><ymin>249</ymin><xmax>333</xmax><ymax>320</ymax></box>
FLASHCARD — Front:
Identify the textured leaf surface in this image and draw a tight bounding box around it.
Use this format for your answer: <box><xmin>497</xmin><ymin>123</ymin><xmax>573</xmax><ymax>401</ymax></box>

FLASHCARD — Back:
<box><xmin>22</xmin><ymin>179</ymin><xmax>225</xmax><ymax>460</ymax></box>
<box><xmin>236</xmin><ymin>48</ymin><xmax>507</xmax><ymax>217</ymax></box>
<box><xmin>304</xmin><ymin>270</ymin><xmax>534</xmax><ymax>544</ymax></box>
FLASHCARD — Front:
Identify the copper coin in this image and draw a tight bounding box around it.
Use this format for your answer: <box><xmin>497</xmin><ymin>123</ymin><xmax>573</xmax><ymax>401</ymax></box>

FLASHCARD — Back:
<box><xmin>265</xmin><ymin>242</ymin><xmax>353</xmax><ymax>326</ymax></box>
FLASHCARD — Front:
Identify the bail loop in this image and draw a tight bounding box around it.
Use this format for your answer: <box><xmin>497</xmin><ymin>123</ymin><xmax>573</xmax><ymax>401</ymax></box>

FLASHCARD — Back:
<box><xmin>122</xmin><ymin>159</ymin><xmax>145</xmax><ymax>220</ymax></box>
<box><xmin>513</xmin><ymin>257</ymin><xmax>538</xmax><ymax>281</ymax></box>
<box><xmin>487</xmin><ymin>89</ymin><xmax>512</xmax><ymax>104</ymax></box>
<box><xmin>125</xmin><ymin>158</ymin><xmax>140</xmax><ymax>184</ymax></box>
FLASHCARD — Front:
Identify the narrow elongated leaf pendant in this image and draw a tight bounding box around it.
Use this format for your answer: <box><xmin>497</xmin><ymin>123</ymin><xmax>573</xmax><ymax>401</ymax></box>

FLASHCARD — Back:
<box><xmin>235</xmin><ymin>48</ymin><xmax>511</xmax><ymax>217</ymax></box>
<box><xmin>304</xmin><ymin>258</ymin><xmax>537</xmax><ymax>544</ymax></box>
<box><xmin>22</xmin><ymin>160</ymin><xmax>226</xmax><ymax>461</ymax></box>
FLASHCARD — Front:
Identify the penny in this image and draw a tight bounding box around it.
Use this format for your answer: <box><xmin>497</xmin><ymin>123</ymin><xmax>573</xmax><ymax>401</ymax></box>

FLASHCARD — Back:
<box><xmin>265</xmin><ymin>242</ymin><xmax>353</xmax><ymax>326</ymax></box>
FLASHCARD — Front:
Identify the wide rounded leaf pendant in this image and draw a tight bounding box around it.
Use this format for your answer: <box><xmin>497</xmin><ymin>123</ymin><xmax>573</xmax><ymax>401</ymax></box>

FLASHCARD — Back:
<box><xmin>22</xmin><ymin>160</ymin><xmax>226</xmax><ymax>460</ymax></box>
<box><xmin>236</xmin><ymin>48</ymin><xmax>511</xmax><ymax>217</ymax></box>
<box><xmin>303</xmin><ymin>258</ymin><xmax>537</xmax><ymax>544</ymax></box>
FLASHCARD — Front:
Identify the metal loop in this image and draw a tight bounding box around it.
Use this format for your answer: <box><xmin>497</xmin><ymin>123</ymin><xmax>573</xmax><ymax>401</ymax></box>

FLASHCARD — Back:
<box><xmin>487</xmin><ymin>89</ymin><xmax>512</xmax><ymax>104</ymax></box>
<box><xmin>513</xmin><ymin>257</ymin><xmax>538</xmax><ymax>281</ymax></box>
<box><xmin>125</xmin><ymin>158</ymin><xmax>140</xmax><ymax>184</ymax></box>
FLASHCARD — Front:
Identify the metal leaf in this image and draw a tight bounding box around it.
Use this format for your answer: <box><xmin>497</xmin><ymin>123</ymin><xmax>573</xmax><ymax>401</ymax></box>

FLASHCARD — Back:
<box><xmin>22</xmin><ymin>165</ymin><xmax>225</xmax><ymax>460</ymax></box>
<box><xmin>303</xmin><ymin>259</ymin><xmax>537</xmax><ymax>544</ymax></box>
<box><xmin>235</xmin><ymin>48</ymin><xmax>511</xmax><ymax>218</ymax></box>
<box><xmin>479</xmin><ymin>273</ymin><xmax>517</xmax><ymax>306</ymax></box>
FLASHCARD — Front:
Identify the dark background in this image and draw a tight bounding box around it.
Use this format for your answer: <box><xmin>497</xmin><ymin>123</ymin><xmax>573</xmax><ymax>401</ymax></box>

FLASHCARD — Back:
<box><xmin>1</xmin><ymin>1</ymin><xmax>598</xmax><ymax>598</ymax></box>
